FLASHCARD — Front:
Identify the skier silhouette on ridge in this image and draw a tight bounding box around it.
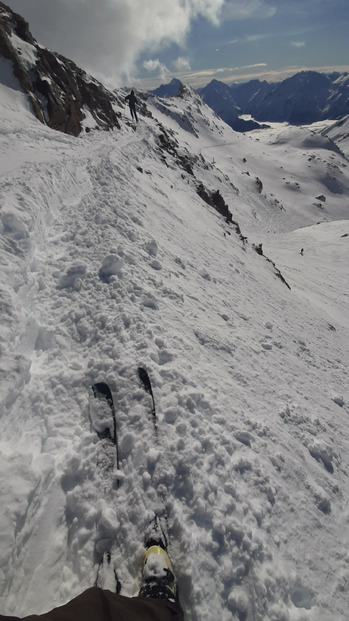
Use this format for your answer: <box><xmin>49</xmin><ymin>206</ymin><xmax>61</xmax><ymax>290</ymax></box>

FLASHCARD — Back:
<box><xmin>125</xmin><ymin>89</ymin><xmax>138</xmax><ymax>122</ymax></box>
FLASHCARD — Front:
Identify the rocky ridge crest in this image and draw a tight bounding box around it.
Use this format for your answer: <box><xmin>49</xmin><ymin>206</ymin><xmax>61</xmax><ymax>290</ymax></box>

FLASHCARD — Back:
<box><xmin>0</xmin><ymin>1</ymin><xmax>121</xmax><ymax>135</ymax></box>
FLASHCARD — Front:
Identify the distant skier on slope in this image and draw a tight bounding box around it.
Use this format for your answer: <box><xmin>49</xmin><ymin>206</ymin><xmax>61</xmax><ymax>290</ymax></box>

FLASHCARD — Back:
<box><xmin>125</xmin><ymin>89</ymin><xmax>138</xmax><ymax>122</ymax></box>
<box><xmin>0</xmin><ymin>545</ymin><xmax>184</xmax><ymax>621</ymax></box>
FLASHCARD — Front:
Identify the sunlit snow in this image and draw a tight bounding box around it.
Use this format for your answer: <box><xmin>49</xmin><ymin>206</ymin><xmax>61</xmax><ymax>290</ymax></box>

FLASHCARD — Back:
<box><xmin>0</xmin><ymin>80</ymin><xmax>348</xmax><ymax>621</ymax></box>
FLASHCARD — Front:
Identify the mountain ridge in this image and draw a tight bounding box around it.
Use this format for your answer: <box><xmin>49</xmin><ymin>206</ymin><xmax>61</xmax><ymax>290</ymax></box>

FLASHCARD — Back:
<box><xmin>0</xmin><ymin>0</ymin><xmax>122</xmax><ymax>135</ymax></box>
<box><xmin>0</xmin><ymin>4</ymin><xmax>349</xmax><ymax>621</ymax></box>
<box><xmin>154</xmin><ymin>71</ymin><xmax>349</xmax><ymax>130</ymax></box>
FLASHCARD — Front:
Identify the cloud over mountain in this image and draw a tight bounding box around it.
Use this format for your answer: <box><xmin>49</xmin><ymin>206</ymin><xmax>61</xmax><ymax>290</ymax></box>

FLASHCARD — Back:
<box><xmin>4</xmin><ymin>0</ymin><xmax>225</xmax><ymax>85</ymax></box>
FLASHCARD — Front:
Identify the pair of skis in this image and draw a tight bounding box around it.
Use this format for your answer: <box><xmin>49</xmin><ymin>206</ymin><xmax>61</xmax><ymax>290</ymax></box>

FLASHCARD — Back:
<box><xmin>90</xmin><ymin>367</ymin><xmax>157</xmax><ymax>473</ymax></box>
<box><xmin>89</xmin><ymin>367</ymin><xmax>166</xmax><ymax>588</ymax></box>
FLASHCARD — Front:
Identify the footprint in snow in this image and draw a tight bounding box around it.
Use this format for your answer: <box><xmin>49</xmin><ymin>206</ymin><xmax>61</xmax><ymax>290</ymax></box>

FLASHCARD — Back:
<box><xmin>261</xmin><ymin>342</ymin><xmax>273</xmax><ymax>351</ymax></box>
<box><xmin>150</xmin><ymin>259</ymin><xmax>162</xmax><ymax>270</ymax></box>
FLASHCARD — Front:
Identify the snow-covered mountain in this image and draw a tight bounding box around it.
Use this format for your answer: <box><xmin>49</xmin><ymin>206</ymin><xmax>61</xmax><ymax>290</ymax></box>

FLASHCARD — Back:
<box><xmin>155</xmin><ymin>79</ymin><xmax>268</xmax><ymax>132</ymax></box>
<box><xmin>229</xmin><ymin>79</ymin><xmax>272</xmax><ymax>110</ymax></box>
<box><xmin>250</xmin><ymin>71</ymin><xmax>349</xmax><ymax>125</ymax></box>
<box><xmin>195</xmin><ymin>72</ymin><xmax>349</xmax><ymax>129</ymax></box>
<box><xmin>1</xmin><ymin>6</ymin><xmax>349</xmax><ymax>621</ymax></box>
<box><xmin>0</xmin><ymin>1</ymin><xmax>122</xmax><ymax>135</ymax></box>
<box><xmin>322</xmin><ymin>114</ymin><xmax>349</xmax><ymax>158</ymax></box>
<box><xmin>197</xmin><ymin>78</ymin><xmax>271</xmax><ymax>131</ymax></box>
<box><xmin>152</xmin><ymin>78</ymin><xmax>183</xmax><ymax>99</ymax></box>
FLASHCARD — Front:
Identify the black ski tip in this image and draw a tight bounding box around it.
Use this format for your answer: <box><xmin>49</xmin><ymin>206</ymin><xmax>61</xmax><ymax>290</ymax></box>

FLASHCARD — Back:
<box><xmin>90</xmin><ymin>382</ymin><xmax>118</xmax><ymax>454</ymax></box>
<box><xmin>92</xmin><ymin>382</ymin><xmax>113</xmax><ymax>402</ymax></box>
<box><xmin>137</xmin><ymin>367</ymin><xmax>152</xmax><ymax>395</ymax></box>
<box><xmin>137</xmin><ymin>366</ymin><xmax>158</xmax><ymax>437</ymax></box>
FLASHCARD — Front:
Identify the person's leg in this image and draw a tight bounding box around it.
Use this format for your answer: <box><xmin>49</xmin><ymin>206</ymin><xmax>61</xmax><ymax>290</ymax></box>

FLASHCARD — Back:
<box><xmin>7</xmin><ymin>587</ymin><xmax>183</xmax><ymax>621</ymax></box>
<box><xmin>130</xmin><ymin>106</ymin><xmax>138</xmax><ymax>122</ymax></box>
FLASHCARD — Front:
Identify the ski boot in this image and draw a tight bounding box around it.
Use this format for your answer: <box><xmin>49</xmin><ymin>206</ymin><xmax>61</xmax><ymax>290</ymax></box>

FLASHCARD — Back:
<box><xmin>139</xmin><ymin>545</ymin><xmax>177</xmax><ymax>603</ymax></box>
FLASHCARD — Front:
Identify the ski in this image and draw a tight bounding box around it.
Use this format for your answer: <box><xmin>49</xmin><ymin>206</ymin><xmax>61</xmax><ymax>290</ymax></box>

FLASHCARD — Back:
<box><xmin>89</xmin><ymin>381</ymin><xmax>120</xmax><ymax>590</ymax></box>
<box><xmin>138</xmin><ymin>366</ymin><xmax>158</xmax><ymax>438</ymax></box>
<box><xmin>89</xmin><ymin>369</ymin><xmax>178</xmax><ymax>604</ymax></box>
<box><xmin>89</xmin><ymin>381</ymin><xmax>119</xmax><ymax>481</ymax></box>
<box><xmin>137</xmin><ymin>367</ymin><xmax>172</xmax><ymax>554</ymax></box>
<box><xmin>144</xmin><ymin>513</ymin><xmax>169</xmax><ymax>550</ymax></box>
<box><xmin>94</xmin><ymin>551</ymin><xmax>121</xmax><ymax>593</ymax></box>
<box><xmin>137</xmin><ymin>378</ymin><xmax>182</xmax><ymax>614</ymax></box>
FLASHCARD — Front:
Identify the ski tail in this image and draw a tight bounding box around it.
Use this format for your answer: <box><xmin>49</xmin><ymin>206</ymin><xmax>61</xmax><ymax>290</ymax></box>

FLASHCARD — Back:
<box><xmin>95</xmin><ymin>551</ymin><xmax>121</xmax><ymax>594</ymax></box>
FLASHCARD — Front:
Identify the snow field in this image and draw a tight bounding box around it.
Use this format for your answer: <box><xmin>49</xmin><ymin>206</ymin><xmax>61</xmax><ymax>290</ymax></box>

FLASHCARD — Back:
<box><xmin>0</xmin><ymin>82</ymin><xmax>349</xmax><ymax>620</ymax></box>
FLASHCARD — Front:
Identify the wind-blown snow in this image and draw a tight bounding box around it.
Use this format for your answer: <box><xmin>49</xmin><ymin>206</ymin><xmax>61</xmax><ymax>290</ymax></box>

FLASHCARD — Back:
<box><xmin>0</xmin><ymin>81</ymin><xmax>348</xmax><ymax>621</ymax></box>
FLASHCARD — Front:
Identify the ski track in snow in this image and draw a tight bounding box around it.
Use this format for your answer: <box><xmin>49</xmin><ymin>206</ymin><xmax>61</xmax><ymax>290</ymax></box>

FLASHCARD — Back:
<box><xmin>0</xmin><ymin>84</ymin><xmax>349</xmax><ymax>621</ymax></box>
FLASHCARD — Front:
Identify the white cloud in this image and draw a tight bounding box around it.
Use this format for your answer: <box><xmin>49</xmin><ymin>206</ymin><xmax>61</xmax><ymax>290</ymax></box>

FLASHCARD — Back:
<box><xmin>246</xmin><ymin>33</ymin><xmax>270</xmax><ymax>42</ymax></box>
<box><xmin>291</xmin><ymin>41</ymin><xmax>306</xmax><ymax>47</ymax></box>
<box><xmin>222</xmin><ymin>0</ymin><xmax>276</xmax><ymax>20</ymax></box>
<box><xmin>223</xmin><ymin>33</ymin><xmax>271</xmax><ymax>46</ymax></box>
<box><xmin>226</xmin><ymin>38</ymin><xmax>241</xmax><ymax>45</ymax></box>
<box><xmin>5</xmin><ymin>0</ymin><xmax>225</xmax><ymax>86</ymax></box>
<box><xmin>172</xmin><ymin>57</ymin><xmax>192</xmax><ymax>72</ymax></box>
<box><xmin>143</xmin><ymin>58</ymin><xmax>170</xmax><ymax>81</ymax></box>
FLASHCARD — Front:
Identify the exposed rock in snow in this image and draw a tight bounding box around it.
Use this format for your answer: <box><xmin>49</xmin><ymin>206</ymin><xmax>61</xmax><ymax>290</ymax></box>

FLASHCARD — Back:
<box><xmin>0</xmin><ymin>1</ymin><xmax>121</xmax><ymax>135</ymax></box>
<box><xmin>0</xmin><ymin>6</ymin><xmax>349</xmax><ymax>621</ymax></box>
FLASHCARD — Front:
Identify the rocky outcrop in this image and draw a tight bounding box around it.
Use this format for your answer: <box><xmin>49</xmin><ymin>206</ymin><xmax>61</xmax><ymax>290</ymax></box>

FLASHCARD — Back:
<box><xmin>0</xmin><ymin>1</ymin><xmax>121</xmax><ymax>135</ymax></box>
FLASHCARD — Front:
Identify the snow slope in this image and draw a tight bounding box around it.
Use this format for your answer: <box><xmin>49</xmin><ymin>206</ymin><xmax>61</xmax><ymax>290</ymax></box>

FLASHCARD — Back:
<box><xmin>0</xmin><ymin>81</ymin><xmax>349</xmax><ymax>621</ymax></box>
<box><xmin>323</xmin><ymin>115</ymin><xmax>349</xmax><ymax>159</ymax></box>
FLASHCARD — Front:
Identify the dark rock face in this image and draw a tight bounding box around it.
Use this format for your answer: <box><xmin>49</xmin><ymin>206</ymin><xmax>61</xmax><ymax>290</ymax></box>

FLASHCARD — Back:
<box><xmin>152</xmin><ymin>78</ymin><xmax>183</xmax><ymax>98</ymax></box>
<box><xmin>196</xmin><ymin>79</ymin><xmax>240</xmax><ymax>125</ymax></box>
<box><xmin>252</xmin><ymin>72</ymin><xmax>335</xmax><ymax>124</ymax></box>
<box><xmin>196</xmin><ymin>183</ymin><xmax>233</xmax><ymax>223</ymax></box>
<box><xmin>0</xmin><ymin>1</ymin><xmax>121</xmax><ymax>135</ymax></box>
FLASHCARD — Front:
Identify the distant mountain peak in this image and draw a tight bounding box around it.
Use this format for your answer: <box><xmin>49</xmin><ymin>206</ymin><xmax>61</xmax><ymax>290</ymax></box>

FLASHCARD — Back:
<box><xmin>196</xmin><ymin>71</ymin><xmax>349</xmax><ymax>130</ymax></box>
<box><xmin>152</xmin><ymin>78</ymin><xmax>183</xmax><ymax>98</ymax></box>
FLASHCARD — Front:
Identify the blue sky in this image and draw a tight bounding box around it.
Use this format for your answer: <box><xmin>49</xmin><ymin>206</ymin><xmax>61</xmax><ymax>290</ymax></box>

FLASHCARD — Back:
<box><xmin>5</xmin><ymin>0</ymin><xmax>349</xmax><ymax>89</ymax></box>
<box><xmin>138</xmin><ymin>0</ymin><xmax>349</xmax><ymax>88</ymax></box>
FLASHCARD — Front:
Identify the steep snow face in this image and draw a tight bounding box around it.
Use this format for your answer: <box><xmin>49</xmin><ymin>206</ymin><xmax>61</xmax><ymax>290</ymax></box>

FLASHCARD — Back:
<box><xmin>197</xmin><ymin>79</ymin><xmax>241</xmax><ymax>123</ymax></box>
<box><xmin>322</xmin><ymin>115</ymin><xmax>349</xmax><ymax>158</ymax></box>
<box><xmin>9</xmin><ymin>32</ymin><xmax>37</xmax><ymax>69</ymax></box>
<box><xmin>0</xmin><ymin>81</ymin><xmax>349</xmax><ymax>621</ymax></box>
